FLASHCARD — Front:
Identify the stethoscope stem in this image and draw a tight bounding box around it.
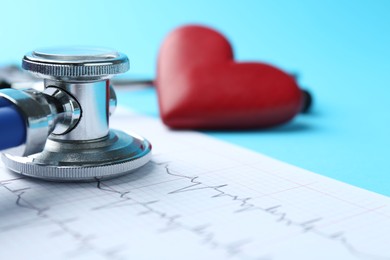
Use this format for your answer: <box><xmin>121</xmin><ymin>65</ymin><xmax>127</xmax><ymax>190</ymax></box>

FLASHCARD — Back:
<box><xmin>0</xmin><ymin>98</ymin><xmax>26</xmax><ymax>150</ymax></box>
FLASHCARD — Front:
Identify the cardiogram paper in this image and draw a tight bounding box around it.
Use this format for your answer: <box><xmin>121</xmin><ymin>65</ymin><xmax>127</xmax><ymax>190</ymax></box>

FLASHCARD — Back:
<box><xmin>0</xmin><ymin>107</ymin><xmax>389</xmax><ymax>260</ymax></box>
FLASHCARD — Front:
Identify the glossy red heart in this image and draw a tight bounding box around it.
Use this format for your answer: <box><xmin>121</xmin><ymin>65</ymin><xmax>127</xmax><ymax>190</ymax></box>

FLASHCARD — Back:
<box><xmin>156</xmin><ymin>25</ymin><xmax>304</xmax><ymax>129</ymax></box>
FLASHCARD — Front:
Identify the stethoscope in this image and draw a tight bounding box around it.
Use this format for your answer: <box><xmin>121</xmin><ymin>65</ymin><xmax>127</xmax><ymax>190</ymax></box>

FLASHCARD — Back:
<box><xmin>0</xmin><ymin>47</ymin><xmax>152</xmax><ymax>182</ymax></box>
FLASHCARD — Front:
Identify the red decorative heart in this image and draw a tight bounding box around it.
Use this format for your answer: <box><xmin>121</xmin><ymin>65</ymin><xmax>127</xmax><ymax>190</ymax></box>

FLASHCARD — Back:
<box><xmin>156</xmin><ymin>25</ymin><xmax>304</xmax><ymax>129</ymax></box>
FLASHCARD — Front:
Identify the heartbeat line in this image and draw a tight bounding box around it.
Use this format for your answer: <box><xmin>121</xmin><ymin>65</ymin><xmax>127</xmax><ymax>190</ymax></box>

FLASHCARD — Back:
<box><xmin>94</xmin><ymin>177</ymin><xmax>262</xmax><ymax>259</ymax></box>
<box><xmin>0</xmin><ymin>179</ymin><xmax>128</xmax><ymax>260</ymax></box>
<box><xmin>94</xmin><ymin>161</ymin><xmax>390</xmax><ymax>260</ymax></box>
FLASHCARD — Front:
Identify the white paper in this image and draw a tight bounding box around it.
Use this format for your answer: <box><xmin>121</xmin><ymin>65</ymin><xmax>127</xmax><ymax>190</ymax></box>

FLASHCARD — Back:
<box><xmin>0</xmin><ymin>107</ymin><xmax>389</xmax><ymax>260</ymax></box>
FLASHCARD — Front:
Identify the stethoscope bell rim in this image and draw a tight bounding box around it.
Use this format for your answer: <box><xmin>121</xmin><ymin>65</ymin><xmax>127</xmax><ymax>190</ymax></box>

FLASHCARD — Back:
<box><xmin>2</xmin><ymin>130</ymin><xmax>152</xmax><ymax>182</ymax></box>
<box><xmin>22</xmin><ymin>46</ymin><xmax>130</xmax><ymax>81</ymax></box>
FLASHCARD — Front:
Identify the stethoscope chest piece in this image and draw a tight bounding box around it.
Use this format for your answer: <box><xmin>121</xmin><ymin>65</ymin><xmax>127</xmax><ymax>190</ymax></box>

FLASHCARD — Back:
<box><xmin>0</xmin><ymin>47</ymin><xmax>152</xmax><ymax>181</ymax></box>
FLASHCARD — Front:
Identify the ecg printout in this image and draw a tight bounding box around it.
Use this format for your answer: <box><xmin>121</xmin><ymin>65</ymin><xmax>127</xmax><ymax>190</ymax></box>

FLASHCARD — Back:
<box><xmin>0</xmin><ymin>107</ymin><xmax>389</xmax><ymax>260</ymax></box>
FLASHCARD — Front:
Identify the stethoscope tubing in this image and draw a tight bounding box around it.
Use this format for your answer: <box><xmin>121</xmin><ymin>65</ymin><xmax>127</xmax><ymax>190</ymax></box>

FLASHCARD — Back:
<box><xmin>0</xmin><ymin>98</ymin><xmax>26</xmax><ymax>150</ymax></box>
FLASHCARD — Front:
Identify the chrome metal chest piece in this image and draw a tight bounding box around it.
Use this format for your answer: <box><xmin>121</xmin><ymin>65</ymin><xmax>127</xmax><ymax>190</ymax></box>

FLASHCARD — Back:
<box><xmin>0</xmin><ymin>47</ymin><xmax>152</xmax><ymax>181</ymax></box>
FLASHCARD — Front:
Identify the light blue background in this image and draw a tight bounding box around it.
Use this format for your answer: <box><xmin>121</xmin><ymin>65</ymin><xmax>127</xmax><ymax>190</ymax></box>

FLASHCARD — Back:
<box><xmin>1</xmin><ymin>1</ymin><xmax>389</xmax><ymax>196</ymax></box>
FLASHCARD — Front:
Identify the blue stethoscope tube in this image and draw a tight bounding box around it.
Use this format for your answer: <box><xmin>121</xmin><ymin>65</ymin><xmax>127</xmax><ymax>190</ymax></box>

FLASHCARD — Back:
<box><xmin>0</xmin><ymin>97</ymin><xmax>26</xmax><ymax>150</ymax></box>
